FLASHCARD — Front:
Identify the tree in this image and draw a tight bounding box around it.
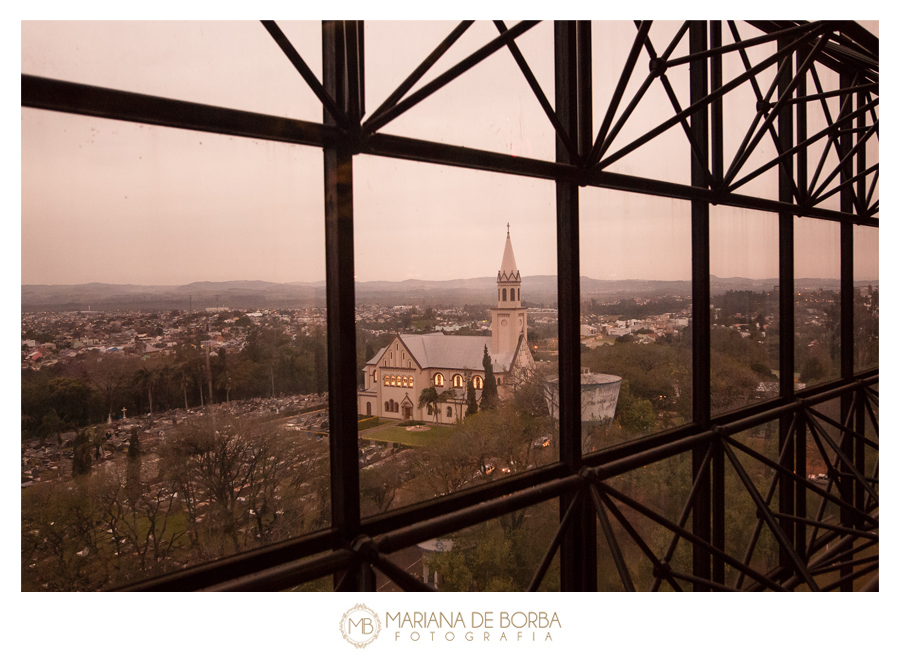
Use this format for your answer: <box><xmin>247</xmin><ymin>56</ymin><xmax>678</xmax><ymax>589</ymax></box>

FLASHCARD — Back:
<box><xmin>360</xmin><ymin>461</ymin><xmax>404</xmax><ymax>515</ymax></box>
<box><xmin>173</xmin><ymin>362</ymin><xmax>194</xmax><ymax>410</ymax></box>
<box><xmin>125</xmin><ymin>427</ymin><xmax>142</xmax><ymax>506</ymax></box>
<box><xmin>37</xmin><ymin>409</ymin><xmax>64</xmax><ymax>450</ymax></box>
<box><xmin>418</xmin><ymin>387</ymin><xmax>439</xmax><ymax>423</ymax></box>
<box><xmin>159</xmin><ymin>415</ymin><xmax>329</xmax><ymax>559</ymax></box>
<box><xmin>418</xmin><ymin>387</ymin><xmax>452</xmax><ymax>426</ymax></box>
<box><xmin>480</xmin><ymin>345</ymin><xmax>498</xmax><ymax>410</ymax></box>
<box><xmin>410</xmin><ymin>427</ymin><xmax>478</xmax><ymax>497</ymax></box>
<box><xmin>465</xmin><ymin>379</ymin><xmax>478</xmax><ymax>416</ymax></box>
<box><xmin>76</xmin><ymin>352</ymin><xmax>138</xmax><ymax>419</ymax></box>
<box><xmin>86</xmin><ymin>426</ymin><xmax>111</xmax><ymax>462</ymax></box>
<box><xmin>72</xmin><ymin>429</ymin><xmax>92</xmax><ymax>477</ymax></box>
<box><xmin>800</xmin><ymin>356</ymin><xmax>827</xmax><ymax>383</ymax></box>
<box><xmin>47</xmin><ymin>377</ymin><xmax>94</xmax><ymax>427</ymax></box>
<box><xmin>133</xmin><ymin>364</ymin><xmax>158</xmax><ymax>419</ymax></box>
<box><xmin>615</xmin><ymin>381</ymin><xmax>655</xmax><ymax>435</ymax></box>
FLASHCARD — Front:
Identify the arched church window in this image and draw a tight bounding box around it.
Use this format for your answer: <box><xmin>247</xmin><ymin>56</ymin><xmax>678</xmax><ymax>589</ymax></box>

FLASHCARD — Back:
<box><xmin>434</xmin><ymin>373</ymin><xmax>444</xmax><ymax>387</ymax></box>
<box><xmin>452</xmin><ymin>374</ymin><xmax>463</xmax><ymax>388</ymax></box>
<box><xmin>390</xmin><ymin>375</ymin><xmax>396</xmax><ymax>386</ymax></box>
<box><xmin>446</xmin><ymin>406</ymin><xmax>453</xmax><ymax>418</ymax></box>
<box><xmin>408</xmin><ymin>377</ymin><xmax>414</xmax><ymax>387</ymax></box>
<box><xmin>384</xmin><ymin>401</ymin><xmax>389</xmax><ymax>412</ymax></box>
<box><xmin>473</xmin><ymin>376</ymin><xmax>484</xmax><ymax>389</ymax></box>
<box><xmin>502</xmin><ymin>288</ymin><xmax>507</xmax><ymax>302</ymax></box>
<box><xmin>383</xmin><ymin>375</ymin><xmax>389</xmax><ymax>385</ymax></box>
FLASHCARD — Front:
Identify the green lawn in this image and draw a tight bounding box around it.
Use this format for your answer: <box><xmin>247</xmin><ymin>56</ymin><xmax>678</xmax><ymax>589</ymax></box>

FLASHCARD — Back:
<box><xmin>363</xmin><ymin>422</ymin><xmax>450</xmax><ymax>447</ymax></box>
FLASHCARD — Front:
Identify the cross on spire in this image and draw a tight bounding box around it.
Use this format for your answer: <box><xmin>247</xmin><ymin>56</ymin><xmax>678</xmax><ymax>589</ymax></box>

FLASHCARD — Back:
<box><xmin>506</xmin><ymin>222</ymin><xmax>510</xmax><ymax>236</ymax></box>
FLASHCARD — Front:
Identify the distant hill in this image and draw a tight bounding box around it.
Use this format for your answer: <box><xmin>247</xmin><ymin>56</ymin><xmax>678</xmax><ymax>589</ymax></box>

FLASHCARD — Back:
<box><xmin>21</xmin><ymin>275</ymin><xmax>874</xmax><ymax>312</ymax></box>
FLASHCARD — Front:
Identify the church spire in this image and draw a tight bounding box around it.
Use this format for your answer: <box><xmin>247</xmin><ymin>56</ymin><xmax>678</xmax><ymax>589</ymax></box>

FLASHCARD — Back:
<box><xmin>497</xmin><ymin>227</ymin><xmax>521</xmax><ymax>308</ymax></box>
<box><xmin>498</xmin><ymin>230</ymin><xmax>520</xmax><ymax>283</ymax></box>
<box><xmin>491</xmin><ymin>227</ymin><xmax>528</xmax><ymax>355</ymax></box>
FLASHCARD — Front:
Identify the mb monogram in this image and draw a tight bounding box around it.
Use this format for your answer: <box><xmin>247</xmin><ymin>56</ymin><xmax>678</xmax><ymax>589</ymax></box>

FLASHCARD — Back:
<box><xmin>340</xmin><ymin>604</ymin><xmax>382</xmax><ymax>648</ymax></box>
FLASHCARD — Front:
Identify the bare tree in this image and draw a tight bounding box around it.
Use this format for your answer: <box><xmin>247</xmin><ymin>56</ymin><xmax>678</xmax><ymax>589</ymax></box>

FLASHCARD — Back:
<box><xmin>159</xmin><ymin>414</ymin><xmax>329</xmax><ymax>559</ymax></box>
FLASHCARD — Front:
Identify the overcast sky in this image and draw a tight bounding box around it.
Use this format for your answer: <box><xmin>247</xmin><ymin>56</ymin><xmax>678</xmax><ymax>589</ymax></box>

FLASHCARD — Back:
<box><xmin>21</xmin><ymin>20</ymin><xmax>879</xmax><ymax>285</ymax></box>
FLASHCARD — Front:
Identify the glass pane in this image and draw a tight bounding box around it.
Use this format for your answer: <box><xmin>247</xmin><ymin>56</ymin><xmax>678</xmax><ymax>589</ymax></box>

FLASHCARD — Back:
<box><xmin>22</xmin><ymin>20</ymin><xmax>324</xmax><ymax>123</ymax></box>
<box><xmin>21</xmin><ymin>111</ymin><xmax>329</xmax><ymax>591</ymax></box>
<box><xmin>364</xmin><ymin>21</ymin><xmax>556</xmax><ymax>161</ymax></box>
<box><xmin>386</xmin><ymin>499</ymin><xmax>559</xmax><ymax>592</ymax></box>
<box><xmin>710</xmin><ymin>207</ymin><xmax>780</xmax><ymax>416</ymax></box>
<box><xmin>798</xmin><ymin>397</ymin><xmax>877</xmax><ymax>591</ymax></box>
<box><xmin>724</xmin><ymin>422</ymin><xmax>781</xmax><ymax>587</ymax></box>
<box><xmin>853</xmin><ymin>226</ymin><xmax>878</xmax><ymax>372</ymax></box>
<box><xmin>591</xmin><ymin>21</ymin><xmax>691</xmax><ymax>186</ymax></box>
<box><xmin>354</xmin><ymin>156</ymin><xmax>557</xmax><ymax>514</ymax></box>
<box><xmin>794</xmin><ymin>217</ymin><xmax>840</xmax><ymax>388</ymax></box>
<box><xmin>599</xmin><ymin>450</ymin><xmax>694</xmax><ymax>591</ymax></box>
<box><xmin>798</xmin><ymin>62</ymin><xmax>860</xmax><ymax>216</ymax></box>
<box><xmin>579</xmin><ymin>189</ymin><xmax>692</xmax><ymax>452</ymax></box>
<box><xmin>719</xmin><ymin>21</ymin><xmax>779</xmax><ymax>201</ymax></box>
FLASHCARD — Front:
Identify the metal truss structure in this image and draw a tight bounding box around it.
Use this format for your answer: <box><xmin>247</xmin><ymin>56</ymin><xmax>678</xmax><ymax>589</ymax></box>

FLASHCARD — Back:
<box><xmin>22</xmin><ymin>20</ymin><xmax>878</xmax><ymax>591</ymax></box>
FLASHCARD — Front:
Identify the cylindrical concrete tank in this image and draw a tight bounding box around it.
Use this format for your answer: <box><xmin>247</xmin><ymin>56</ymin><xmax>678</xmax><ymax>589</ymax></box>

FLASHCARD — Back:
<box><xmin>544</xmin><ymin>370</ymin><xmax>622</xmax><ymax>425</ymax></box>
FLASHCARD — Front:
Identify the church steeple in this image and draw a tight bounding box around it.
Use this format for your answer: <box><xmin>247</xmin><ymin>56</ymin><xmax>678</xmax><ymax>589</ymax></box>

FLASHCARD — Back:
<box><xmin>491</xmin><ymin>226</ymin><xmax>528</xmax><ymax>357</ymax></box>
<box><xmin>497</xmin><ymin>227</ymin><xmax>521</xmax><ymax>309</ymax></box>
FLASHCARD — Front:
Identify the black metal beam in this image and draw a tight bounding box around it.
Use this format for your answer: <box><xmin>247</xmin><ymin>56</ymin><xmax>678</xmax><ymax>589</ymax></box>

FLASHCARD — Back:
<box><xmin>667</xmin><ymin>21</ymin><xmax>824</xmax><ymax>68</ymax></box>
<box><xmin>596</xmin><ymin>24</ymin><xmax>830</xmax><ymax>174</ymax></box>
<box><xmin>21</xmin><ymin>74</ymin><xmax>334</xmax><ymax>148</ymax></box>
<box><xmin>115</xmin><ymin>527</ymin><xmax>339</xmax><ymax>591</ymax></box>
<box><xmin>22</xmin><ymin>74</ymin><xmax>877</xmax><ymax>229</ymax></box>
<box><xmin>709</xmin><ymin>21</ymin><xmax>726</xmax><ymax>587</ymax></box>
<box><xmin>838</xmin><ymin>63</ymin><xmax>856</xmax><ymax>592</ymax></box>
<box><xmin>725</xmin><ymin>30</ymin><xmax>834</xmax><ymax>189</ymax></box>
<box><xmin>777</xmin><ymin>32</ymin><xmax>797</xmax><ymax>577</ymax></box>
<box><xmin>527</xmin><ymin>490</ymin><xmax>583</xmax><ymax>592</ymax></box>
<box><xmin>689</xmin><ymin>21</ymin><xmax>712</xmax><ymax>590</ymax></box>
<box><xmin>554</xmin><ymin>19</ymin><xmax>594</xmax><ymax>593</ymax></box>
<box><xmin>322</xmin><ymin>21</ymin><xmax>363</xmax><ymax>590</ymax></box>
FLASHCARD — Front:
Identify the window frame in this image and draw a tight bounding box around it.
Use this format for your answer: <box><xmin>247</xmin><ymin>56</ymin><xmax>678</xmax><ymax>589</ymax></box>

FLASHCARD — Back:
<box><xmin>22</xmin><ymin>20</ymin><xmax>877</xmax><ymax>593</ymax></box>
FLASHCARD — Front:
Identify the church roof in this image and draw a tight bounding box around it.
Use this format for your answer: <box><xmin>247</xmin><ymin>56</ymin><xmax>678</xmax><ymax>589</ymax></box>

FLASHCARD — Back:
<box><xmin>367</xmin><ymin>334</ymin><xmax>515</xmax><ymax>373</ymax></box>
<box><xmin>370</xmin><ymin>345</ymin><xmax>388</xmax><ymax>364</ymax></box>
<box><xmin>498</xmin><ymin>233</ymin><xmax>520</xmax><ymax>283</ymax></box>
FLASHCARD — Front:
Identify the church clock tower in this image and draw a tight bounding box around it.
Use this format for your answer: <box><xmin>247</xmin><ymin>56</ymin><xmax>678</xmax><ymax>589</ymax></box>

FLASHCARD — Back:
<box><xmin>491</xmin><ymin>226</ymin><xmax>528</xmax><ymax>356</ymax></box>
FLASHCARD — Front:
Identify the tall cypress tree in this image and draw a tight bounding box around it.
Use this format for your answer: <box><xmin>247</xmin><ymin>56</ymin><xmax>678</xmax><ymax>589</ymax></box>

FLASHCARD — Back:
<box><xmin>480</xmin><ymin>345</ymin><xmax>498</xmax><ymax>410</ymax></box>
<box><xmin>466</xmin><ymin>379</ymin><xmax>478</xmax><ymax>416</ymax></box>
<box><xmin>72</xmin><ymin>430</ymin><xmax>92</xmax><ymax>477</ymax></box>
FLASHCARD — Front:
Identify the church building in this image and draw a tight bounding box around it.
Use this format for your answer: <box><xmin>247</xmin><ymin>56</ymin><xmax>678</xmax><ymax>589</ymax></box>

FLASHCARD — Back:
<box><xmin>357</xmin><ymin>230</ymin><xmax>534</xmax><ymax>424</ymax></box>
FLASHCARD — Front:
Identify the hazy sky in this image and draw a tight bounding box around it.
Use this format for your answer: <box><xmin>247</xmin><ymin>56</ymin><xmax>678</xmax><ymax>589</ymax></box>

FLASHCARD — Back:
<box><xmin>21</xmin><ymin>20</ymin><xmax>879</xmax><ymax>285</ymax></box>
